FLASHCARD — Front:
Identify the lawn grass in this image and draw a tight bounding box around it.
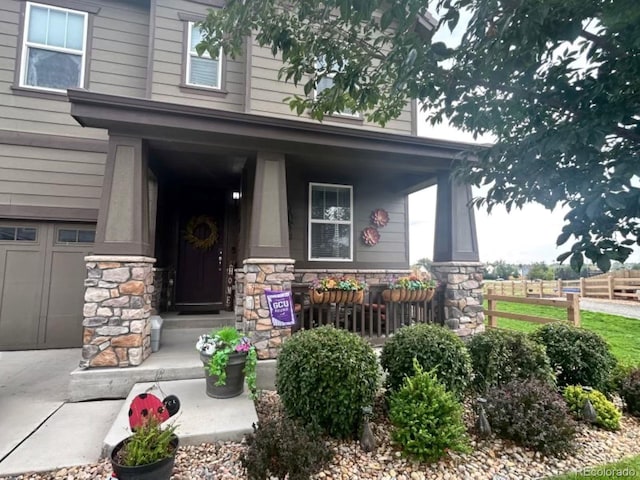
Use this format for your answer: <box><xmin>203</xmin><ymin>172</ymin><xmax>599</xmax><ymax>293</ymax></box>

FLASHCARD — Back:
<box><xmin>547</xmin><ymin>454</ymin><xmax>640</xmax><ymax>479</ymax></box>
<box><xmin>485</xmin><ymin>301</ymin><xmax>640</xmax><ymax>364</ymax></box>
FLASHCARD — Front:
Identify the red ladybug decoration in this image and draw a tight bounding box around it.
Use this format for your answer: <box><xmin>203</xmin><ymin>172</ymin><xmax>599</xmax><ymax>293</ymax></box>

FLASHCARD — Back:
<box><xmin>127</xmin><ymin>392</ymin><xmax>180</xmax><ymax>430</ymax></box>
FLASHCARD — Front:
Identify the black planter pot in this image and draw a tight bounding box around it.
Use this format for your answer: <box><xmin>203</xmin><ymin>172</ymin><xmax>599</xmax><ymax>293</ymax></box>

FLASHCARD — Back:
<box><xmin>200</xmin><ymin>351</ymin><xmax>247</xmax><ymax>398</ymax></box>
<box><xmin>110</xmin><ymin>435</ymin><xmax>178</xmax><ymax>480</ymax></box>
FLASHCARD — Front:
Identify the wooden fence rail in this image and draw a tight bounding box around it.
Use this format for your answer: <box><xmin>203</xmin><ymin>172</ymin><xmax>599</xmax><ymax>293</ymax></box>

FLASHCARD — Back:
<box><xmin>485</xmin><ymin>288</ymin><xmax>581</xmax><ymax>328</ymax></box>
<box><xmin>484</xmin><ymin>277</ymin><xmax>640</xmax><ymax>301</ymax></box>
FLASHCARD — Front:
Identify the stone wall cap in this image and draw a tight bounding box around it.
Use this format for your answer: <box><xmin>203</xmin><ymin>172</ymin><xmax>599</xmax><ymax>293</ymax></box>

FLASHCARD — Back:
<box><xmin>85</xmin><ymin>256</ymin><xmax>157</xmax><ymax>263</ymax></box>
<box><xmin>295</xmin><ymin>269</ymin><xmax>411</xmax><ymax>274</ymax></box>
<box><xmin>431</xmin><ymin>262</ymin><xmax>483</xmax><ymax>267</ymax></box>
<box><xmin>243</xmin><ymin>258</ymin><xmax>296</xmax><ymax>264</ymax></box>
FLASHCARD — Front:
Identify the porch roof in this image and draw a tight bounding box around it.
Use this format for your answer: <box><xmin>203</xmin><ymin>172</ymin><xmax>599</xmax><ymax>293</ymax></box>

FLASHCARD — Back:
<box><xmin>67</xmin><ymin>89</ymin><xmax>480</xmax><ymax>192</ymax></box>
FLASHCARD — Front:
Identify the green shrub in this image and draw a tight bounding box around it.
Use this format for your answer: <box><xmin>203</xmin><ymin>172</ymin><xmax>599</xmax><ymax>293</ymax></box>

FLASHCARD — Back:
<box><xmin>563</xmin><ymin>385</ymin><xmax>621</xmax><ymax>431</ymax></box>
<box><xmin>241</xmin><ymin>415</ymin><xmax>332</xmax><ymax>480</ymax></box>
<box><xmin>380</xmin><ymin>324</ymin><xmax>472</xmax><ymax>397</ymax></box>
<box><xmin>485</xmin><ymin>379</ymin><xmax>577</xmax><ymax>454</ymax></box>
<box><xmin>530</xmin><ymin>322</ymin><xmax>616</xmax><ymax>391</ymax></box>
<box><xmin>389</xmin><ymin>360</ymin><xmax>469</xmax><ymax>462</ymax></box>
<box><xmin>606</xmin><ymin>362</ymin><xmax>635</xmax><ymax>395</ymax></box>
<box><xmin>467</xmin><ymin>329</ymin><xmax>554</xmax><ymax>392</ymax></box>
<box><xmin>620</xmin><ymin>367</ymin><xmax>640</xmax><ymax>417</ymax></box>
<box><xmin>276</xmin><ymin>326</ymin><xmax>380</xmax><ymax>438</ymax></box>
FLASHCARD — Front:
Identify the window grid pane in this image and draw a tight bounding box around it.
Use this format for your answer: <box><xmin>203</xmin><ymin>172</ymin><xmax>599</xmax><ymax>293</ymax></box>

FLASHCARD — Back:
<box><xmin>25</xmin><ymin>48</ymin><xmax>82</xmax><ymax>90</ymax></box>
<box><xmin>311</xmin><ymin>224</ymin><xmax>351</xmax><ymax>260</ymax></box>
<box><xmin>0</xmin><ymin>227</ymin><xmax>16</xmax><ymax>241</ymax></box>
<box><xmin>189</xmin><ymin>55</ymin><xmax>219</xmax><ymax>87</ymax></box>
<box><xmin>77</xmin><ymin>230</ymin><xmax>96</xmax><ymax>243</ymax></box>
<box><xmin>16</xmin><ymin>227</ymin><xmax>37</xmax><ymax>241</ymax></box>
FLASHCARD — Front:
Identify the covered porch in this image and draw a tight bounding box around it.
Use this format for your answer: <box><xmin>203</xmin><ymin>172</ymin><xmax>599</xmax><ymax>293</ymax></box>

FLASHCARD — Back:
<box><xmin>68</xmin><ymin>89</ymin><xmax>482</xmax><ymax>368</ymax></box>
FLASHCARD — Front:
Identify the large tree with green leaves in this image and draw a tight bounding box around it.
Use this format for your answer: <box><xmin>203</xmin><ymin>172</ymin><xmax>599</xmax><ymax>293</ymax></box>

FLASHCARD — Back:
<box><xmin>198</xmin><ymin>0</ymin><xmax>640</xmax><ymax>271</ymax></box>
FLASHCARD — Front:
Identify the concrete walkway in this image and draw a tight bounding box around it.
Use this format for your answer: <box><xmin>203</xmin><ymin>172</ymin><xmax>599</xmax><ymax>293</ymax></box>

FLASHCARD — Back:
<box><xmin>0</xmin><ymin>349</ymin><xmax>122</xmax><ymax>477</ymax></box>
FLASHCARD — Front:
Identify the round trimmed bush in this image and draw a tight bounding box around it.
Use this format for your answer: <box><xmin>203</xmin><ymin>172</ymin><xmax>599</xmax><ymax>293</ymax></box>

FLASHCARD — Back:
<box><xmin>563</xmin><ymin>385</ymin><xmax>621</xmax><ymax>431</ymax></box>
<box><xmin>620</xmin><ymin>367</ymin><xmax>640</xmax><ymax>417</ymax></box>
<box><xmin>530</xmin><ymin>323</ymin><xmax>616</xmax><ymax>391</ymax></box>
<box><xmin>485</xmin><ymin>378</ymin><xmax>577</xmax><ymax>454</ymax></box>
<box><xmin>276</xmin><ymin>326</ymin><xmax>380</xmax><ymax>438</ymax></box>
<box><xmin>389</xmin><ymin>360</ymin><xmax>469</xmax><ymax>462</ymax></box>
<box><xmin>380</xmin><ymin>324</ymin><xmax>472</xmax><ymax>397</ymax></box>
<box><xmin>468</xmin><ymin>328</ymin><xmax>554</xmax><ymax>392</ymax></box>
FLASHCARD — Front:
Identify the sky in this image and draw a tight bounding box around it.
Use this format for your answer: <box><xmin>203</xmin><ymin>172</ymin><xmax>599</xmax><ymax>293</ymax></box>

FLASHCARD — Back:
<box><xmin>408</xmin><ymin>120</ymin><xmax>640</xmax><ymax>266</ymax></box>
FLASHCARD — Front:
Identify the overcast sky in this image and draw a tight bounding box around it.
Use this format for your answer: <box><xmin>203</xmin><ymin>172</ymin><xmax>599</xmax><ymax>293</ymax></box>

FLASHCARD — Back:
<box><xmin>408</xmin><ymin>121</ymin><xmax>640</xmax><ymax>265</ymax></box>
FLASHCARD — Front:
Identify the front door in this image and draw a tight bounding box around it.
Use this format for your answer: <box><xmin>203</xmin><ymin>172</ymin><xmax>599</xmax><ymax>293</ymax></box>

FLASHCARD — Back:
<box><xmin>175</xmin><ymin>192</ymin><xmax>225</xmax><ymax>312</ymax></box>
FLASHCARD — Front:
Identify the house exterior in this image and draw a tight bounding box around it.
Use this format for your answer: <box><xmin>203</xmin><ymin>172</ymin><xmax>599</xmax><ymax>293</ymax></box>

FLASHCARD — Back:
<box><xmin>0</xmin><ymin>0</ymin><xmax>483</xmax><ymax>365</ymax></box>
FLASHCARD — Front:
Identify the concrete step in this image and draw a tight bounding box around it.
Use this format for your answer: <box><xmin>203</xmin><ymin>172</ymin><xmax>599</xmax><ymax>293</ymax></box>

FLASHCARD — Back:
<box><xmin>68</xmin><ymin>327</ymin><xmax>278</xmax><ymax>402</ymax></box>
<box><xmin>102</xmin><ymin>379</ymin><xmax>258</xmax><ymax>458</ymax></box>
<box><xmin>162</xmin><ymin>312</ymin><xmax>236</xmax><ymax>330</ymax></box>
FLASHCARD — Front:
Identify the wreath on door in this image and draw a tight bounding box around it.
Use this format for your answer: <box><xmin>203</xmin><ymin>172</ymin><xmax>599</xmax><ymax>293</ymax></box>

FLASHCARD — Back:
<box><xmin>184</xmin><ymin>215</ymin><xmax>218</xmax><ymax>250</ymax></box>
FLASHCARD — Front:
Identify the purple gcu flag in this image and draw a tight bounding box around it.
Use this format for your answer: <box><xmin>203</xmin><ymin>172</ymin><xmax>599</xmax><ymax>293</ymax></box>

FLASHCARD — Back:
<box><xmin>265</xmin><ymin>290</ymin><xmax>296</xmax><ymax>327</ymax></box>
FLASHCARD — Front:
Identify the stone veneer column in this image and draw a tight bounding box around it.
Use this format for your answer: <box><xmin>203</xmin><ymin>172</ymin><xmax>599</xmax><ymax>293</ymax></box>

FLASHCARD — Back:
<box><xmin>432</xmin><ymin>262</ymin><xmax>484</xmax><ymax>336</ymax></box>
<box><xmin>242</xmin><ymin>258</ymin><xmax>295</xmax><ymax>359</ymax></box>
<box><xmin>81</xmin><ymin>256</ymin><xmax>155</xmax><ymax>368</ymax></box>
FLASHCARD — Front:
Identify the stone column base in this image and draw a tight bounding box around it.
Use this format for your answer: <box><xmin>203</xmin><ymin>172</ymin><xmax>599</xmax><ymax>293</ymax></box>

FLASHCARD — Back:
<box><xmin>81</xmin><ymin>256</ymin><xmax>156</xmax><ymax>368</ymax></box>
<box><xmin>432</xmin><ymin>262</ymin><xmax>485</xmax><ymax>337</ymax></box>
<box><xmin>242</xmin><ymin>258</ymin><xmax>295</xmax><ymax>360</ymax></box>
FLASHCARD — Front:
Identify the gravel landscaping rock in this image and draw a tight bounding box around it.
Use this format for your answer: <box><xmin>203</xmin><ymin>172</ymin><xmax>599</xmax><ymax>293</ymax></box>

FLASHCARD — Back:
<box><xmin>3</xmin><ymin>391</ymin><xmax>640</xmax><ymax>480</ymax></box>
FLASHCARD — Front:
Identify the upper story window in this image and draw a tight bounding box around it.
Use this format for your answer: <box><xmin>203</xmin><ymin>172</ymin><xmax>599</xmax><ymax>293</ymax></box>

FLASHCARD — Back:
<box><xmin>186</xmin><ymin>22</ymin><xmax>222</xmax><ymax>90</ymax></box>
<box><xmin>308</xmin><ymin>183</ymin><xmax>353</xmax><ymax>261</ymax></box>
<box><xmin>315</xmin><ymin>58</ymin><xmax>359</xmax><ymax>118</ymax></box>
<box><xmin>20</xmin><ymin>2</ymin><xmax>88</xmax><ymax>92</ymax></box>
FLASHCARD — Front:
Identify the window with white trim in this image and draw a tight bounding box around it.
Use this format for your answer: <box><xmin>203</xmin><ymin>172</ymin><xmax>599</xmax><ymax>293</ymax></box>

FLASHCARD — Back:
<box><xmin>186</xmin><ymin>22</ymin><xmax>222</xmax><ymax>89</ymax></box>
<box><xmin>315</xmin><ymin>57</ymin><xmax>359</xmax><ymax>117</ymax></box>
<box><xmin>20</xmin><ymin>2</ymin><xmax>88</xmax><ymax>92</ymax></box>
<box><xmin>308</xmin><ymin>183</ymin><xmax>353</xmax><ymax>261</ymax></box>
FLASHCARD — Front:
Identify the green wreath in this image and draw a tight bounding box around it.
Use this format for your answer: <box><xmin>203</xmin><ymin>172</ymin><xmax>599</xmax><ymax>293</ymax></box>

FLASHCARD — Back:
<box><xmin>184</xmin><ymin>215</ymin><xmax>218</xmax><ymax>250</ymax></box>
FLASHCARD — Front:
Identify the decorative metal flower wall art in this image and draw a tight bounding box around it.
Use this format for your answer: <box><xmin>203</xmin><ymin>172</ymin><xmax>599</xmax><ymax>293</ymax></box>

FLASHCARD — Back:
<box><xmin>370</xmin><ymin>208</ymin><xmax>389</xmax><ymax>228</ymax></box>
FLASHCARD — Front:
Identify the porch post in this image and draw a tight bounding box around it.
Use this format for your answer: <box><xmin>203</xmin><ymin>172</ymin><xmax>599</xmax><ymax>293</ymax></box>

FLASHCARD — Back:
<box><xmin>241</xmin><ymin>152</ymin><xmax>295</xmax><ymax>359</ymax></box>
<box><xmin>432</xmin><ymin>172</ymin><xmax>484</xmax><ymax>336</ymax></box>
<box><xmin>80</xmin><ymin>135</ymin><xmax>156</xmax><ymax>368</ymax></box>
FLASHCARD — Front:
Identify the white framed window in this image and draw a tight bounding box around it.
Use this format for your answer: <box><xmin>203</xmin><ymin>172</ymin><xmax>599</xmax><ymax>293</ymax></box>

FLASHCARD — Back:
<box><xmin>308</xmin><ymin>183</ymin><xmax>353</xmax><ymax>261</ymax></box>
<box><xmin>186</xmin><ymin>22</ymin><xmax>222</xmax><ymax>89</ymax></box>
<box><xmin>314</xmin><ymin>57</ymin><xmax>359</xmax><ymax>118</ymax></box>
<box><xmin>20</xmin><ymin>2</ymin><xmax>88</xmax><ymax>92</ymax></box>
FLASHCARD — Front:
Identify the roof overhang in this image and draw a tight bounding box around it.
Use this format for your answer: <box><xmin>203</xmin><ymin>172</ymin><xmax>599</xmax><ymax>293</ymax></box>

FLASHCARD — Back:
<box><xmin>67</xmin><ymin>89</ymin><xmax>480</xmax><ymax>193</ymax></box>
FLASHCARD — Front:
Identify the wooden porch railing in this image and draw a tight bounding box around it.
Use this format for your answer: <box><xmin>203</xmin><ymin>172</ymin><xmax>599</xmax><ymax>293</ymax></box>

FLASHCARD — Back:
<box><xmin>291</xmin><ymin>284</ymin><xmax>439</xmax><ymax>344</ymax></box>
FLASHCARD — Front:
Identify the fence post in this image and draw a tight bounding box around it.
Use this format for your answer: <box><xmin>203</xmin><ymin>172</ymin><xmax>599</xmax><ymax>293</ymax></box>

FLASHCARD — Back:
<box><xmin>607</xmin><ymin>275</ymin><xmax>614</xmax><ymax>300</ymax></box>
<box><xmin>580</xmin><ymin>277</ymin><xmax>586</xmax><ymax>297</ymax></box>
<box><xmin>539</xmin><ymin>279</ymin><xmax>544</xmax><ymax>298</ymax></box>
<box><xmin>487</xmin><ymin>288</ymin><xmax>497</xmax><ymax>328</ymax></box>
<box><xmin>557</xmin><ymin>279</ymin><xmax>563</xmax><ymax>297</ymax></box>
<box><xmin>567</xmin><ymin>293</ymin><xmax>580</xmax><ymax>327</ymax></box>
<box><xmin>523</xmin><ymin>279</ymin><xmax>528</xmax><ymax>297</ymax></box>
<box><xmin>510</xmin><ymin>281</ymin><xmax>514</xmax><ymax>296</ymax></box>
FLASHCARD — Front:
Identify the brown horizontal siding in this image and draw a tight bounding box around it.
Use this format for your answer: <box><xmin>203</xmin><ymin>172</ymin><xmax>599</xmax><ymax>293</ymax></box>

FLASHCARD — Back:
<box><xmin>0</xmin><ymin>0</ymin><xmax>149</xmax><ymax>138</ymax></box>
<box><xmin>1</xmin><ymin>193</ymin><xmax>101</xmax><ymax>210</ymax></box>
<box><xmin>287</xmin><ymin>165</ymin><xmax>409</xmax><ymax>268</ymax></box>
<box><xmin>150</xmin><ymin>0</ymin><xmax>245</xmax><ymax>111</ymax></box>
<box><xmin>0</xmin><ymin>141</ymin><xmax>105</xmax><ymax>213</ymax></box>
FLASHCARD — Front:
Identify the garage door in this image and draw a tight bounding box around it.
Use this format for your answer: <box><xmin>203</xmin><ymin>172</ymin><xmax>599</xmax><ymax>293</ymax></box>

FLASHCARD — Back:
<box><xmin>0</xmin><ymin>222</ymin><xmax>95</xmax><ymax>350</ymax></box>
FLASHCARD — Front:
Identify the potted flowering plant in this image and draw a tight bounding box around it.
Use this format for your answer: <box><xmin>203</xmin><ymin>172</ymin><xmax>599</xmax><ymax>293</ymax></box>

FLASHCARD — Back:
<box><xmin>196</xmin><ymin>326</ymin><xmax>257</xmax><ymax>399</ymax></box>
<box><xmin>383</xmin><ymin>274</ymin><xmax>437</xmax><ymax>302</ymax></box>
<box><xmin>310</xmin><ymin>276</ymin><xmax>367</xmax><ymax>304</ymax></box>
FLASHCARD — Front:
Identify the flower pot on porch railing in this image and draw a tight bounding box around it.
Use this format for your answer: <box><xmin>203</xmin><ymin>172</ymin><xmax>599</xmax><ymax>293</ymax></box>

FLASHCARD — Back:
<box><xmin>382</xmin><ymin>288</ymin><xmax>435</xmax><ymax>303</ymax></box>
<box><xmin>200</xmin><ymin>351</ymin><xmax>247</xmax><ymax>399</ymax></box>
<box><xmin>310</xmin><ymin>289</ymin><xmax>365</xmax><ymax>304</ymax></box>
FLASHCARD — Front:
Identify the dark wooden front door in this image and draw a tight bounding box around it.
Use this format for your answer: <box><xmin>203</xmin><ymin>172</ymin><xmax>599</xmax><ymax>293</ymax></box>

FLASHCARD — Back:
<box><xmin>175</xmin><ymin>195</ymin><xmax>225</xmax><ymax>312</ymax></box>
